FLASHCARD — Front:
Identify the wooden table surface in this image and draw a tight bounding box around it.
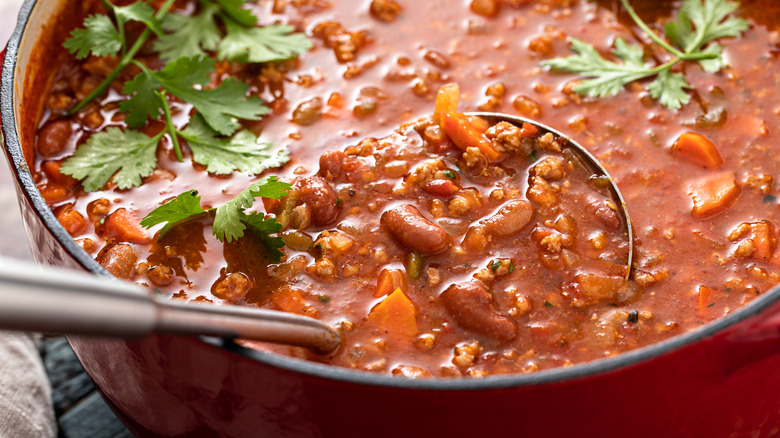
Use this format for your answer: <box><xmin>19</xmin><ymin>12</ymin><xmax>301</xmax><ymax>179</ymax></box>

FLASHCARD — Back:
<box><xmin>1</xmin><ymin>1</ymin><xmax>131</xmax><ymax>436</ymax></box>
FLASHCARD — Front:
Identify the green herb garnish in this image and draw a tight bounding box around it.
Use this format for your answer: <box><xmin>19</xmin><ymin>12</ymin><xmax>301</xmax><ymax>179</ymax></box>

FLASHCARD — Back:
<box><xmin>140</xmin><ymin>177</ymin><xmax>291</xmax><ymax>261</ymax></box>
<box><xmin>544</xmin><ymin>300</ymin><xmax>554</xmax><ymax>307</ymax></box>
<box><xmin>60</xmin><ymin>0</ymin><xmax>312</xmax><ymax>191</ymax></box>
<box><xmin>442</xmin><ymin>170</ymin><xmax>457</xmax><ymax>179</ymax></box>
<box><xmin>489</xmin><ymin>260</ymin><xmax>502</xmax><ymax>272</ymax></box>
<box><xmin>542</xmin><ymin>0</ymin><xmax>748</xmax><ymax>110</ymax></box>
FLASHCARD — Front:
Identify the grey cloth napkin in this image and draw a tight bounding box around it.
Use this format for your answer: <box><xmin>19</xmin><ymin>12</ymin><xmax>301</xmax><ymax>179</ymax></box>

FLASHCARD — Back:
<box><xmin>0</xmin><ymin>331</ymin><xmax>55</xmax><ymax>438</ymax></box>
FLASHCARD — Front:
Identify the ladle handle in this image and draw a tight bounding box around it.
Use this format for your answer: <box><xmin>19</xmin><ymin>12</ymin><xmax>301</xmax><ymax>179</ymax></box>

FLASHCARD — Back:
<box><xmin>0</xmin><ymin>258</ymin><xmax>340</xmax><ymax>353</ymax></box>
<box><xmin>0</xmin><ymin>257</ymin><xmax>157</xmax><ymax>337</ymax></box>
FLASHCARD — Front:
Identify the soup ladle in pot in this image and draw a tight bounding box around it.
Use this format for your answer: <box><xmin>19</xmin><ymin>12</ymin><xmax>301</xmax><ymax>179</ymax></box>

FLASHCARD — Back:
<box><xmin>469</xmin><ymin>112</ymin><xmax>634</xmax><ymax>278</ymax></box>
<box><xmin>0</xmin><ymin>257</ymin><xmax>341</xmax><ymax>353</ymax></box>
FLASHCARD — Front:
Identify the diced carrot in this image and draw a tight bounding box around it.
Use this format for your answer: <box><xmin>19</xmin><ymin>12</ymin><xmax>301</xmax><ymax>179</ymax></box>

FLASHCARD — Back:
<box><xmin>366</xmin><ymin>287</ymin><xmax>418</xmax><ymax>338</ymax></box>
<box><xmin>688</xmin><ymin>171</ymin><xmax>741</xmax><ymax>219</ymax></box>
<box><xmin>422</xmin><ymin>179</ymin><xmax>460</xmax><ymax>197</ymax></box>
<box><xmin>42</xmin><ymin>161</ymin><xmax>79</xmax><ymax>188</ymax></box>
<box><xmin>38</xmin><ymin>183</ymin><xmax>70</xmax><ymax>204</ymax></box>
<box><xmin>672</xmin><ymin>132</ymin><xmax>724</xmax><ymax>169</ymax></box>
<box><xmin>57</xmin><ymin>208</ymin><xmax>87</xmax><ymax>237</ymax></box>
<box><xmin>101</xmin><ymin>208</ymin><xmax>151</xmax><ymax>244</ymax></box>
<box><xmin>375</xmin><ymin>268</ymin><xmax>407</xmax><ymax>298</ymax></box>
<box><xmin>433</xmin><ymin>83</ymin><xmax>460</xmax><ymax>124</ymax></box>
<box><xmin>520</xmin><ymin>122</ymin><xmax>539</xmax><ymax>138</ymax></box>
<box><xmin>465</xmin><ymin>114</ymin><xmax>489</xmax><ymax>133</ymax></box>
<box><xmin>441</xmin><ymin>112</ymin><xmax>507</xmax><ymax>163</ymax></box>
<box><xmin>695</xmin><ymin>285</ymin><xmax>714</xmax><ymax>312</ymax></box>
<box><xmin>271</xmin><ymin>285</ymin><xmax>318</xmax><ymax>317</ymax></box>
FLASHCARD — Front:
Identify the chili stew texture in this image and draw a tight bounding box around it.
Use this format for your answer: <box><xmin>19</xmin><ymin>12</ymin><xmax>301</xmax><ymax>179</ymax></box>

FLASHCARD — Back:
<box><xmin>30</xmin><ymin>0</ymin><xmax>780</xmax><ymax>377</ymax></box>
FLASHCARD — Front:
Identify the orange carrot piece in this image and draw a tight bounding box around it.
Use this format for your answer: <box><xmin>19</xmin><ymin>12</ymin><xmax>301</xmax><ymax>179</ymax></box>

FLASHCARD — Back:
<box><xmin>38</xmin><ymin>183</ymin><xmax>69</xmax><ymax>204</ymax></box>
<box><xmin>672</xmin><ymin>132</ymin><xmax>724</xmax><ymax>169</ymax></box>
<box><xmin>367</xmin><ymin>287</ymin><xmax>418</xmax><ymax>338</ymax></box>
<box><xmin>271</xmin><ymin>286</ymin><xmax>318</xmax><ymax>317</ymax></box>
<box><xmin>433</xmin><ymin>83</ymin><xmax>460</xmax><ymax>124</ymax></box>
<box><xmin>42</xmin><ymin>161</ymin><xmax>79</xmax><ymax>188</ymax></box>
<box><xmin>56</xmin><ymin>208</ymin><xmax>87</xmax><ymax>237</ymax></box>
<box><xmin>688</xmin><ymin>171</ymin><xmax>741</xmax><ymax>219</ymax></box>
<box><xmin>102</xmin><ymin>208</ymin><xmax>151</xmax><ymax>244</ymax></box>
<box><xmin>375</xmin><ymin>268</ymin><xmax>407</xmax><ymax>298</ymax></box>
<box><xmin>441</xmin><ymin>112</ymin><xmax>506</xmax><ymax>163</ymax></box>
<box><xmin>520</xmin><ymin>122</ymin><xmax>539</xmax><ymax>138</ymax></box>
<box><xmin>696</xmin><ymin>285</ymin><xmax>714</xmax><ymax>312</ymax></box>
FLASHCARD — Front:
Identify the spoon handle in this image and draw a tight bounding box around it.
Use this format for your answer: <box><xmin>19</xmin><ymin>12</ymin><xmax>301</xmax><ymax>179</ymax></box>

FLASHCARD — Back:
<box><xmin>0</xmin><ymin>257</ymin><xmax>340</xmax><ymax>353</ymax></box>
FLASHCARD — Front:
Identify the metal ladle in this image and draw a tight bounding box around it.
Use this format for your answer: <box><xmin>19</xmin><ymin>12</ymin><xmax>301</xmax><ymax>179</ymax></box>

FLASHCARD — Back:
<box><xmin>472</xmin><ymin>112</ymin><xmax>633</xmax><ymax>275</ymax></box>
<box><xmin>0</xmin><ymin>257</ymin><xmax>341</xmax><ymax>353</ymax></box>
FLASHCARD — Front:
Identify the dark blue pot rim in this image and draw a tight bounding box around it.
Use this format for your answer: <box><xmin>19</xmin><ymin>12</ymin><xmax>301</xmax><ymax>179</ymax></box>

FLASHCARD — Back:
<box><xmin>2</xmin><ymin>0</ymin><xmax>779</xmax><ymax>392</ymax></box>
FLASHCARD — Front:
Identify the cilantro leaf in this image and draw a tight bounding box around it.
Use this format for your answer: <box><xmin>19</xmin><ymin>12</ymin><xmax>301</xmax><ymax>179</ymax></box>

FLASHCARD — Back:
<box><xmin>153</xmin><ymin>3</ymin><xmax>221</xmax><ymax>63</ymax></box>
<box><xmin>63</xmin><ymin>14</ymin><xmax>122</xmax><ymax>59</ymax></box>
<box><xmin>169</xmin><ymin>77</ymin><xmax>269</xmax><ymax>135</ymax></box>
<box><xmin>218</xmin><ymin>20</ymin><xmax>313</xmax><ymax>64</ymax></box>
<box><xmin>697</xmin><ymin>43</ymin><xmax>725</xmax><ymax>72</ymax></box>
<box><xmin>179</xmin><ymin>115</ymin><xmax>290</xmax><ymax>174</ymax></box>
<box><xmin>114</xmin><ymin>2</ymin><xmax>162</xmax><ymax>36</ymax></box>
<box><xmin>679</xmin><ymin>0</ymin><xmax>749</xmax><ymax>51</ymax></box>
<box><xmin>242</xmin><ymin>212</ymin><xmax>285</xmax><ymax>261</ymax></box>
<box><xmin>215</xmin><ymin>0</ymin><xmax>257</xmax><ymax>27</ymax></box>
<box><xmin>647</xmin><ymin>70</ymin><xmax>692</xmax><ymax>110</ymax></box>
<box><xmin>542</xmin><ymin>38</ymin><xmax>653</xmax><ymax>99</ymax></box>
<box><xmin>118</xmin><ymin>56</ymin><xmax>267</xmax><ymax>134</ymax></box>
<box><xmin>213</xmin><ymin>176</ymin><xmax>290</xmax><ymax>243</ymax></box>
<box><xmin>60</xmin><ymin>128</ymin><xmax>161</xmax><ymax>191</ymax></box>
<box><xmin>543</xmin><ymin>0</ymin><xmax>748</xmax><ymax>110</ymax></box>
<box><xmin>152</xmin><ymin>55</ymin><xmax>213</xmax><ymax>89</ymax></box>
<box><xmin>140</xmin><ymin>190</ymin><xmax>206</xmax><ymax>236</ymax></box>
<box><xmin>120</xmin><ymin>69</ymin><xmax>164</xmax><ymax>128</ymax></box>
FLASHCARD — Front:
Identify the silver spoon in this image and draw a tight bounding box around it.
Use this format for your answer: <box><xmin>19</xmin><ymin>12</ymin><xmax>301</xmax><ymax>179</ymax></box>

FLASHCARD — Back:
<box><xmin>472</xmin><ymin>112</ymin><xmax>634</xmax><ymax>275</ymax></box>
<box><xmin>0</xmin><ymin>257</ymin><xmax>341</xmax><ymax>353</ymax></box>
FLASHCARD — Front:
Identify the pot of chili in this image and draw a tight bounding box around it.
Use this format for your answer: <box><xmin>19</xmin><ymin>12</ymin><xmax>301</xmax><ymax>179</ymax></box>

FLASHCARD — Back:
<box><xmin>4</xmin><ymin>0</ymin><xmax>780</xmax><ymax>436</ymax></box>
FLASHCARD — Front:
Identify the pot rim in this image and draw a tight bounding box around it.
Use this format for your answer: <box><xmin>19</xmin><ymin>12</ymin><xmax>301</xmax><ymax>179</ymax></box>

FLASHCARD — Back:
<box><xmin>3</xmin><ymin>0</ymin><xmax>779</xmax><ymax>392</ymax></box>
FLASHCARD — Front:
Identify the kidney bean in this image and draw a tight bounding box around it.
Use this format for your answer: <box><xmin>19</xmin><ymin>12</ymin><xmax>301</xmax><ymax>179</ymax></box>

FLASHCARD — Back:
<box><xmin>381</xmin><ymin>204</ymin><xmax>451</xmax><ymax>254</ymax></box>
<box><xmin>294</xmin><ymin>176</ymin><xmax>339</xmax><ymax>226</ymax></box>
<box><xmin>482</xmin><ymin>199</ymin><xmax>534</xmax><ymax>236</ymax></box>
<box><xmin>440</xmin><ymin>281</ymin><xmax>517</xmax><ymax>342</ymax></box>
<box><xmin>36</xmin><ymin>119</ymin><xmax>72</xmax><ymax>157</ymax></box>
<box><xmin>96</xmin><ymin>243</ymin><xmax>137</xmax><ymax>279</ymax></box>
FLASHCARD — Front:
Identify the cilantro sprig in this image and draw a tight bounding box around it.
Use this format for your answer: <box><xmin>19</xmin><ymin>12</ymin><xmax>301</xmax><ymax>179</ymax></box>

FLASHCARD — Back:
<box><xmin>59</xmin><ymin>0</ymin><xmax>312</xmax><ymax>192</ymax></box>
<box><xmin>542</xmin><ymin>0</ymin><xmax>749</xmax><ymax>110</ymax></box>
<box><xmin>140</xmin><ymin>177</ymin><xmax>291</xmax><ymax>261</ymax></box>
<box><xmin>154</xmin><ymin>0</ymin><xmax>312</xmax><ymax>63</ymax></box>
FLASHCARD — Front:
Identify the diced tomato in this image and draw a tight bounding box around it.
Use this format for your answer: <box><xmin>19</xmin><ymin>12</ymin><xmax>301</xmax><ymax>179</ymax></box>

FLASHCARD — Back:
<box><xmin>422</xmin><ymin>179</ymin><xmax>460</xmax><ymax>197</ymax></box>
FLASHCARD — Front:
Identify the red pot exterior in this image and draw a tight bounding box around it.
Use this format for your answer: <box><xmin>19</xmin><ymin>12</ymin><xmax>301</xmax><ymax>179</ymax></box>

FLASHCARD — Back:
<box><xmin>4</xmin><ymin>2</ymin><xmax>780</xmax><ymax>437</ymax></box>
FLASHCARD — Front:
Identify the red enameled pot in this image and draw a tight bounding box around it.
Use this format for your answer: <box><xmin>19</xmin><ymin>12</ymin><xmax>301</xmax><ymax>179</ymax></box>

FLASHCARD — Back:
<box><xmin>4</xmin><ymin>1</ymin><xmax>780</xmax><ymax>437</ymax></box>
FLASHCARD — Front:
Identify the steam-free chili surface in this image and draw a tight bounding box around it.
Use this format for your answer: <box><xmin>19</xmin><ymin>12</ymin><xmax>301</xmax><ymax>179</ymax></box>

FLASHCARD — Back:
<box><xmin>31</xmin><ymin>0</ymin><xmax>780</xmax><ymax>377</ymax></box>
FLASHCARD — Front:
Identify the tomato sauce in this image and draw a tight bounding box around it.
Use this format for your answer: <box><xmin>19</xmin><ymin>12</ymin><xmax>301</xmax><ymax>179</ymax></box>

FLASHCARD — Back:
<box><xmin>31</xmin><ymin>0</ymin><xmax>780</xmax><ymax>377</ymax></box>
